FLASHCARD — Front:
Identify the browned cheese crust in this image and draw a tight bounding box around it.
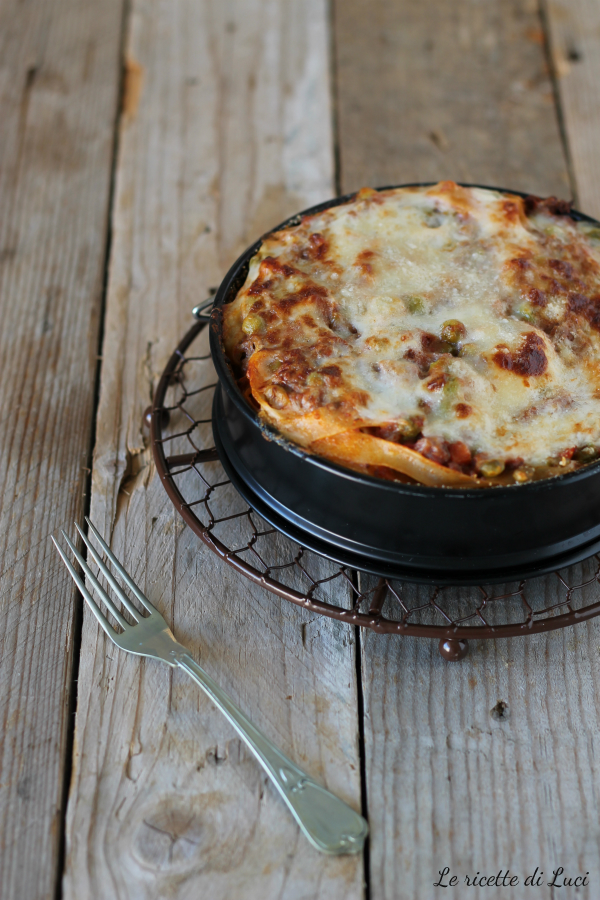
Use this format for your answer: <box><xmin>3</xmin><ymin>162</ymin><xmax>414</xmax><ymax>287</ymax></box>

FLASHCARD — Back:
<box><xmin>222</xmin><ymin>183</ymin><xmax>600</xmax><ymax>488</ymax></box>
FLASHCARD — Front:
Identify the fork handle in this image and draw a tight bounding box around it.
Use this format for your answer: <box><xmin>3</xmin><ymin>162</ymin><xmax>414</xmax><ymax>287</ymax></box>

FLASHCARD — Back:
<box><xmin>176</xmin><ymin>653</ymin><xmax>368</xmax><ymax>855</ymax></box>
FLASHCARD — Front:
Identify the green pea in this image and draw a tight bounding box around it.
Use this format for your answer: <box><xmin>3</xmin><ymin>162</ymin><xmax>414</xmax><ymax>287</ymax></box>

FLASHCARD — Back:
<box><xmin>479</xmin><ymin>459</ymin><xmax>505</xmax><ymax>478</ymax></box>
<box><xmin>458</xmin><ymin>342</ymin><xmax>478</xmax><ymax>358</ymax></box>
<box><xmin>396</xmin><ymin>417</ymin><xmax>421</xmax><ymax>442</ymax></box>
<box><xmin>514</xmin><ymin>302</ymin><xmax>536</xmax><ymax>324</ymax></box>
<box><xmin>437</xmin><ymin>376</ymin><xmax>459</xmax><ymax>412</ymax></box>
<box><xmin>440</xmin><ymin>319</ymin><xmax>466</xmax><ymax>344</ymax></box>
<box><xmin>404</xmin><ymin>295</ymin><xmax>425</xmax><ymax>314</ymax></box>
<box><xmin>241</xmin><ymin>313</ymin><xmax>266</xmax><ymax>335</ymax></box>
<box><xmin>575</xmin><ymin>445</ymin><xmax>597</xmax><ymax>463</ymax></box>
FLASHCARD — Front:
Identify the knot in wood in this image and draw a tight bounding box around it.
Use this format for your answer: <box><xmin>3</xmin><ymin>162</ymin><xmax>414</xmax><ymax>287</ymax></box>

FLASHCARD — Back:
<box><xmin>132</xmin><ymin>804</ymin><xmax>208</xmax><ymax>873</ymax></box>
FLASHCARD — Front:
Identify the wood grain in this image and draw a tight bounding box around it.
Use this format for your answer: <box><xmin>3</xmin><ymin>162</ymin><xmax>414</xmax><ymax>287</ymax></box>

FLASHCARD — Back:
<box><xmin>358</xmin><ymin>571</ymin><xmax>600</xmax><ymax>899</ymax></box>
<box><xmin>63</xmin><ymin>2</ymin><xmax>363</xmax><ymax>898</ymax></box>
<box><xmin>333</xmin><ymin>0</ymin><xmax>570</xmax><ymax>198</ymax></box>
<box><xmin>334</xmin><ymin>1</ymin><xmax>600</xmax><ymax>897</ymax></box>
<box><xmin>544</xmin><ymin>0</ymin><xmax>600</xmax><ymax>218</ymax></box>
<box><xmin>0</xmin><ymin>1</ymin><xmax>124</xmax><ymax>898</ymax></box>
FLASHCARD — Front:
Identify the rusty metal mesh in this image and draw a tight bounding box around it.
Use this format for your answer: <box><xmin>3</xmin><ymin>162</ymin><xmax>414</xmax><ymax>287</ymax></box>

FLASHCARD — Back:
<box><xmin>151</xmin><ymin>322</ymin><xmax>600</xmax><ymax>641</ymax></box>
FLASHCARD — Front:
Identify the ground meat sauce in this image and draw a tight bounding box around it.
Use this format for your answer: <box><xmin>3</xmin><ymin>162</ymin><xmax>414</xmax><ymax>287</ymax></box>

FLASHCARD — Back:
<box><xmin>568</xmin><ymin>292</ymin><xmax>600</xmax><ymax>331</ymax></box>
<box><xmin>524</xmin><ymin>195</ymin><xmax>573</xmax><ymax>217</ymax></box>
<box><xmin>493</xmin><ymin>333</ymin><xmax>548</xmax><ymax>378</ymax></box>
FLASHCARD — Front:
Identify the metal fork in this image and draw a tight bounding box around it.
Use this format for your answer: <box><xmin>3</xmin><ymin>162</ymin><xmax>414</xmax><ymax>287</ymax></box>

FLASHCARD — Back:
<box><xmin>52</xmin><ymin>518</ymin><xmax>368</xmax><ymax>856</ymax></box>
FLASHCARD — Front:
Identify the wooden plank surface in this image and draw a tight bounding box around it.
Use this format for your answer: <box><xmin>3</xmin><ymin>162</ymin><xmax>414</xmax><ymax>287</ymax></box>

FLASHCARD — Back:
<box><xmin>358</xmin><ymin>573</ymin><xmax>600</xmax><ymax>900</ymax></box>
<box><xmin>63</xmin><ymin>2</ymin><xmax>364</xmax><ymax>898</ymax></box>
<box><xmin>334</xmin><ymin>0</ymin><xmax>569</xmax><ymax>198</ymax></box>
<box><xmin>334</xmin><ymin>1</ymin><xmax>600</xmax><ymax>898</ymax></box>
<box><xmin>544</xmin><ymin>0</ymin><xmax>600</xmax><ymax>219</ymax></box>
<box><xmin>0</xmin><ymin>2</ymin><xmax>124</xmax><ymax>898</ymax></box>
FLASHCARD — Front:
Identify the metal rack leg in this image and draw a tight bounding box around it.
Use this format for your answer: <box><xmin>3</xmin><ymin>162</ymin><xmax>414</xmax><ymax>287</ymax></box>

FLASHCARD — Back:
<box><xmin>438</xmin><ymin>638</ymin><xmax>469</xmax><ymax>661</ymax></box>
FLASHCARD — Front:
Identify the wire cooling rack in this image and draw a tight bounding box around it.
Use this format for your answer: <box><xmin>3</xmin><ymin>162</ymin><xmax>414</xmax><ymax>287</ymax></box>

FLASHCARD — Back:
<box><xmin>150</xmin><ymin>317</ymin><xmax>600</xmax><ymax>659</ymax></box>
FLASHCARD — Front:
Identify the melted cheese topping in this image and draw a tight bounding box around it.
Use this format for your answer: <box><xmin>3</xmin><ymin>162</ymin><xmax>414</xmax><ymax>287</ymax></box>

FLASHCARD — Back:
<box><xmin>222</xmin><ymin>182</ymin><xmax>600</xmax><ymax>486</ymax></box>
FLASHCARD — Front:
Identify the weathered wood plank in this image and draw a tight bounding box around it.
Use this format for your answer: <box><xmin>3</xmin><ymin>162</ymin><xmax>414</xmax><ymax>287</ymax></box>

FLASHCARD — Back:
<box><xmin>0</xmin><ymin>2</ymin><xmax>124</xmax><ymax>898</ymax></box>
<box><xmin>334</xmin><ymin>0</ymin><xmax>569</xmax><ymax>197</ymax></box>
<box><xmin>544</xmin><ymin>0</ymin><xmax>600</xmax><ymax>219</ymax></box>
<box><xmin>63</xmin><ymin>3</ymin><xmax>363</xmax><ymax>898</ymax></box>
<box><xmin>334</xmin><ymin>0</ymin><xmax>600</xmax><ymax>897</ymax></box>
<box><xmin>358</xmin><ymin>571</ymin><xmax>600</xmax><ymax>899</ymax></box>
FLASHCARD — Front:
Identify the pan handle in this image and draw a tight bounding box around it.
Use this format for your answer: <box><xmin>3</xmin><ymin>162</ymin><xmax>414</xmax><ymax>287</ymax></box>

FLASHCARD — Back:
<box><xmin>191</xmin><ymin>298</ymin><xmax>215</xmax><ymax>323</ymax></box>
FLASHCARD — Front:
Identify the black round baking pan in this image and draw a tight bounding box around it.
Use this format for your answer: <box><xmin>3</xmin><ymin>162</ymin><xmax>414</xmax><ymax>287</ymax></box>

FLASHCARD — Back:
<box><xmin>208</xmin><ymin>183</ymin><xmax>600</xmax><ymax>584</ymax></box>
<box><xmin>212</xmin><ymin>384</ymin><xmax>600</xmax><ymax>585</ymax></box>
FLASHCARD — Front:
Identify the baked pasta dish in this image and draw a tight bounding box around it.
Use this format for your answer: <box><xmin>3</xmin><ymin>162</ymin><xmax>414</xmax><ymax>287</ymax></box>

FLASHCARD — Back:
<box><xmin>222</xmin><ymin>182</ymin><xmax>600</xmax><ymax>488</ymax></box>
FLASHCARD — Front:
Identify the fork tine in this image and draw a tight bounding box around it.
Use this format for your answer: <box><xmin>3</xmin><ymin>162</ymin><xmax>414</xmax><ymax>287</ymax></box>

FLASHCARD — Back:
<box><xmin>85</xmin><ymin>517</ymin><xmax>157</xmax><ymax>613</ymax></box>
<box><xmin>61</xmin><ymin>531</ymin><xmax>130</xmax><ymax>631</ymax></box>
<box><xmin>52</xmin><ymin>537</ymin><xmax>118</xmax><ymax>641</ymax></box>
<box><xmin>74</xmin><ymin>523</ymin><xmax>140</xmax><ymax>622</ymax></box>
